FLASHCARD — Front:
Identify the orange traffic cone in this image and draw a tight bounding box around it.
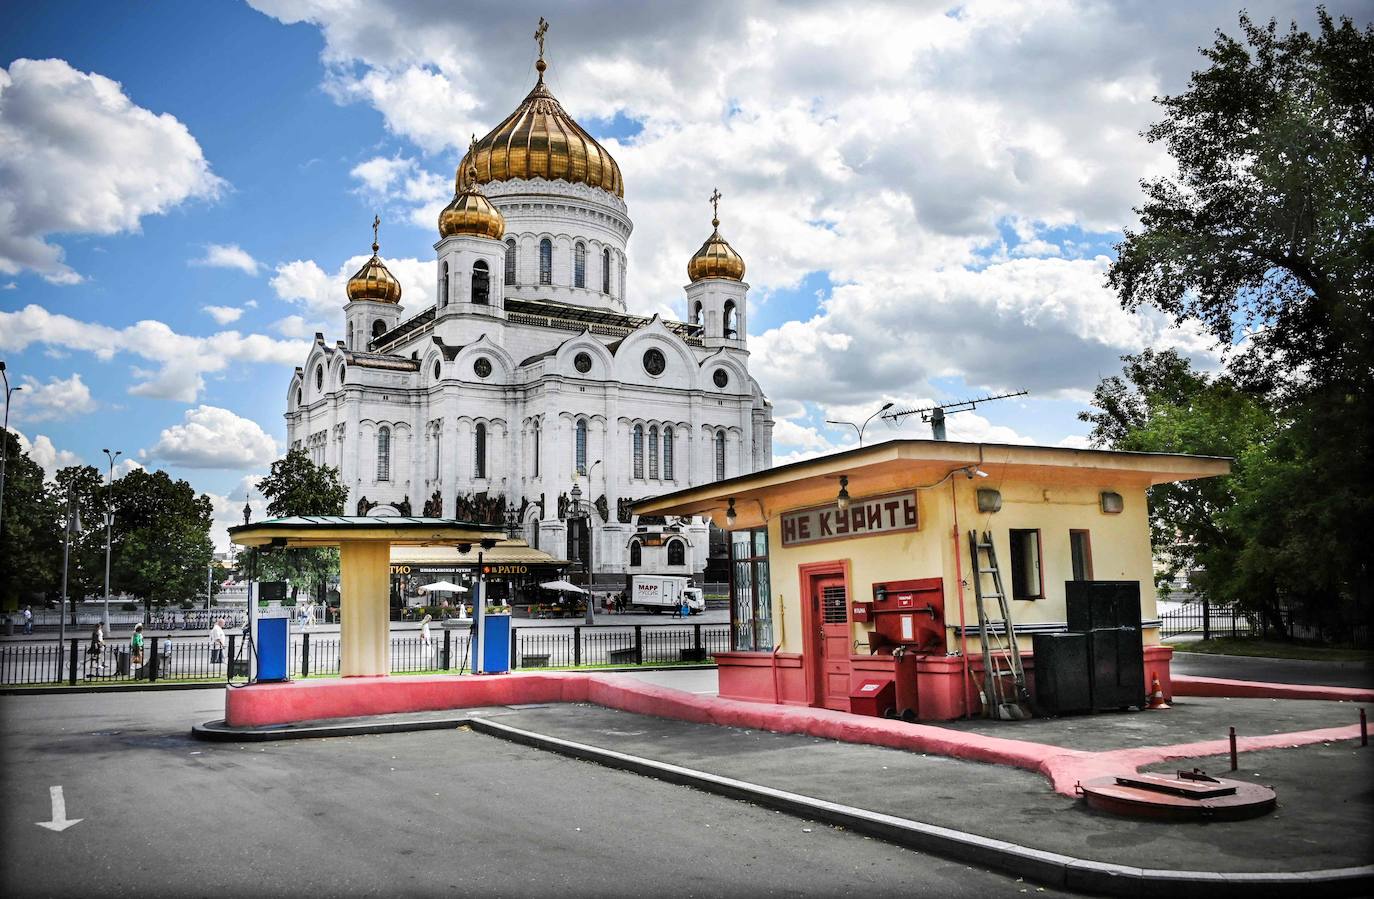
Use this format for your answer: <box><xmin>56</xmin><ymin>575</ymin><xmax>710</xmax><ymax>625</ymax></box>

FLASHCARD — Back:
<box><xmin>1146</xmin><ymin>674</ymin><xmax>1171</xmax><ymax>710</ymax></box>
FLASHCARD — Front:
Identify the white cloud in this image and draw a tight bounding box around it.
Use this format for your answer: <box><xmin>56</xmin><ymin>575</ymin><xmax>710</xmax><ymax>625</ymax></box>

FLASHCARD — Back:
<box><xmin>13</xmin><ymin>429</ymin><xmax>82</xmax><ymax>480</ymax></box>
<box><xmin>2</xmin><ymin>281</ymin><xmax>16</xmax><ymax>290</ymax></box>
<box><xmin>143</xmin><ymin>405</ymin><xmax>279</xmax><ymax>469</ymax></box>
<box><xmin>271</xmin><ymin>255</ymin><xmax>434</xmax><ymax>320</ymax></box>
<box><xmin>0</xmin><ymin>304</ymin><xmax>309</xmax><ymax>403</ymax></box>
<box><xmin>0</xmin><ymin>58</ymin><xmax>224</xmax><ymax>283</ymax></box>
<box><xmin>207</xmin><ymin>475</ymin><xmax>272</xmax><ymax>552</ymax></box>
<box><xmin>271</xmin><ymin>314</ymin><xmax>322</xmax><ymax>338</ymax></box>
<box><xmin>350</xmin><ymin>155</ymin><xmax>451</xmax><ymax>230</ymax></box>
<box><xmin>114</xmin><ymin>457</ymin><xmax>144</xmax><ymax>477</ymax></box>
<box><xmin>192</xmin><ymin>243</ymin><xmax>262</xmax><ymax>275</ymax></box>
<box><xmin>12</xmin><ymin>372</ymin><xmax>96</xmax><ymax>422</ymax></box>
<box><xmin>202</xmin><ymin>305</ymin><xmax>244</xmax><ymax>325</ymax></box>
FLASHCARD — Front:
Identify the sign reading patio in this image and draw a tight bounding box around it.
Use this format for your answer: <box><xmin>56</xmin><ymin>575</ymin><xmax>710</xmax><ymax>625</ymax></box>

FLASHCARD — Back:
<box><xmin>780</xmin><ymin>491</ymin><xmax>919</xmax><ymax>547</ymax></box>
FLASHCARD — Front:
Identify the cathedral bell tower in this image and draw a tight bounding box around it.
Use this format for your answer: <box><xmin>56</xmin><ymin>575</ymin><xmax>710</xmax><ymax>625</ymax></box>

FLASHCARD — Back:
<box><xmin>343</xmin><ymin>216</ymin><xmax>404</xmax><ymax>351</ymax></box>
<box><xmin>435</xmin><ymin>144</ymin><xmax>508</xmax><ymax>318</ymax></box>
<box><xmin>684</xmin><ymin>189</ymin><xmax>748</xmax><ymax>350</ymax></box>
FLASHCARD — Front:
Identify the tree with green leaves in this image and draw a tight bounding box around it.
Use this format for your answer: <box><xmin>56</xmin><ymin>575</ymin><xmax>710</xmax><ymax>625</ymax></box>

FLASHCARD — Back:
<box><xmin>1102</xmin><ymin>10</ymin><xmax>1373</xmax><ymax>640</ymax></box>
<box><xmin>0</xmin><ymin>430</ymin><xmax>60</xmax><ymax>608</ymax></box>
<box><xmin>108</xmin><ymin>468</ymin><xmax>215</xmax><ymax>621</ymax></box>
<box><xmin>248</xmin><ymin>448</ymin><xmax>348</xmax><ymax>604</ymax></box>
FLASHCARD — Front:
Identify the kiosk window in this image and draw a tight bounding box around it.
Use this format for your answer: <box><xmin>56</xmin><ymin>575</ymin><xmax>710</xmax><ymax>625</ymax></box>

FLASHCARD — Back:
<box><xmin>730</xmin><ymin>528</ymin><xmax>772</xmax><ymax>651</ymax></box>
<box><xmin>1009</xmin><ymin>528</ymin><xmax>1043</xmax><ymax>600</ymax></box>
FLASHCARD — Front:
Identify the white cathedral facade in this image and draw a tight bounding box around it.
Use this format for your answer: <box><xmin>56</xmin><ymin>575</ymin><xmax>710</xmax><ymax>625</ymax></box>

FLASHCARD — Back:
<box><xmin>284</xmin><ymin>42</ymin><xmax>773</xmax><ymax>583</ymax></box>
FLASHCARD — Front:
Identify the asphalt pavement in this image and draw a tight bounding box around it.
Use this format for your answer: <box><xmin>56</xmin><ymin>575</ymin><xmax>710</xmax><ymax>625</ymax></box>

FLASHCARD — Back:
<box><xmin>1170</xmin><ymin>651</ymin><xmax>1374</xmax><ymax>689</ymax></box>
<box><xmin>0</xmin><ymin>690</ymin><xmax>1038</xmax><ymax>898</ymax></box>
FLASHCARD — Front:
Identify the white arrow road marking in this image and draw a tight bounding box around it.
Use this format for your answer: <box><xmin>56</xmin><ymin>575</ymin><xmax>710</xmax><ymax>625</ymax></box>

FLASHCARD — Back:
<box><xmin>36</xmin><ymin>785</ymin><xmax>82</xmax><ymax>832</ymax></box>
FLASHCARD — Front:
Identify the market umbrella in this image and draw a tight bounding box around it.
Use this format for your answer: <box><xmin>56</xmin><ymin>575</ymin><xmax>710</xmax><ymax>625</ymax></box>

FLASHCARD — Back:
<box><xmin>419</xmin><ymin>581</ymin><xmax>469</xmax><ymax>594</ymax></box>
<box><xmin>538</xmin><ymin>579</ymin><xmax>586</xmax><ymax>594</ymax></box>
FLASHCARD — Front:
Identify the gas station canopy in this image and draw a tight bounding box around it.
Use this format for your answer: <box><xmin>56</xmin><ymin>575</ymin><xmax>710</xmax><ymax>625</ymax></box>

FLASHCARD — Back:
<box><xmin>228</xmin><ymin>516</ymin><xmax>504</xmax><ymax>548</ymax></box>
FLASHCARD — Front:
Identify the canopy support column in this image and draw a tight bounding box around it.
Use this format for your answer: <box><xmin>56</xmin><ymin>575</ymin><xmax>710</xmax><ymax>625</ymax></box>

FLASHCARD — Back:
<box><xmin>340</xmin><ymin>540</ymin><xmax>391</xmax><ymax>676</ymax></box>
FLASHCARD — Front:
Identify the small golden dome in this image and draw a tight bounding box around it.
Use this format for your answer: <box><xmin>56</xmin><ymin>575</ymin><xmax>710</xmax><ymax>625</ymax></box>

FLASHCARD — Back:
<box><xmin>688</xmin><ymin>191</ymin><xmax>746</xmax><ymax>282</ymax></box>
<box><xmin>347</xmin><ymin>217</ymin><xmax>403</xmax><ymax>304</ymax></box>
<box><xmin>439</xmin><ymin>157</ymin><xmax>506</xmax><ymax>240</ymax></box>
<box><xmin>457</xmin><ymin>56</ymin><xmax>623</xmax><ymax>198</ymax></box>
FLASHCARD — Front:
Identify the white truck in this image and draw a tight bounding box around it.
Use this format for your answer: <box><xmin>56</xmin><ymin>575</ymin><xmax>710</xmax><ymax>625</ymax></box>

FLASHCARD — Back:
<box><xmin>628</xmin><ymin>575</ymin><xmax>705</xmax><ymax>614</ymax></box>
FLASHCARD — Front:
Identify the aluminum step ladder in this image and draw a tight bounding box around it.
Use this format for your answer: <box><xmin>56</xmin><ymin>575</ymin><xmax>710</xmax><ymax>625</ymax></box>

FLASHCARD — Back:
<box><xmin>967</xmin><ymin>530</ymin><xmax>1032</xmax><ymax>720</ymax></box>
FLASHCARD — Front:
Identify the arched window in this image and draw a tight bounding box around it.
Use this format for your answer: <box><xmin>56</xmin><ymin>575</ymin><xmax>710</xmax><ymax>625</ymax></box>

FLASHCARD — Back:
<box><xmin>474</xmin><ymin>422</ymin><xmax>487</xmax><ymax>479</ymax></box>
<box><xmin>663</xmin><ymin>426</ymin><xmax>674</xmax><ymax>480</ymax></box>
<box><xmin>338</xmin><ymin>364</ymin><xmax>346</xmax><ymax>385</ymax></box>
<box><xmin>377</xmin><ymin>426</ymin><xmax>391</xmax><ymax>482</ymax></box>
<box><xmin>539</xmin><ymin>238</ymin><xmax>552</xmax><ymax>285</ymax></box>
<box><xmin>504</xmin><ymin>238</ymin><xmax>517</xmax><ymax>285</ymax></box>
<box><xmin>315</xmin><ymin>364</ymin><xmax>323</xmax><ymax>390</ymax></box>
<box><xmin>471</xmin><ymin>260</ymin><xmax>490</xmax><ymax>305</ymax></box>
<box><xmin>532</xmin><ymin>419</ymin><xmax>541</xmax><ymax>477</ymax></box>
<box><xmin>601</xmin><ymin>248</ymin><xmax>612</xmax><ymax>294</ymax></box>
<box><xmin>347</xmin><ymin>324</ymin><xmax>354</xmax><ymax>350</ymax></box>
<box><xmin>372</xmin><ymin>319</ymin><xmax>387</xmax><ymax>338</ymax></box>
<box><xmin>648</xmin><ymin>425</ymin><xmax>659</xmax><ymax>479</ymax></box>
<box><xmin>573</xmin><ymin>242</ymin><xmax>586</xmax><ymax>288</ymax></box>
<box><xmin>295</xmin><ymin>387</ymin><xmax>302</xmax><ymax>407</ymax></box>
<box><xmin>715</xmin><ymin>430</ymin><xmax>726</xmax><ymax>480</ymax></box>
<box><xmin>667</xmin><ymin>539</ymin><xmax>685</xmax><ymax>566</ymax></box>
<box><xmin>433</xmin><ymin>429</ymin><xmax>441</xmax><ymax>480</ymax></box>
<box><xmin>692</xmin><ymin>301</ymin><xmax>702</xmax><ymax>324</ymax></box>
<box><xmin>723</xmin><ymin>301</ymin><xmax>737</xmax><ymax>338</ymax></box>
<box><xmin>433</xmin><ymin>360</ymin><xmax>441</xmax><ymax>380</ymax></box>
<box><xmin>629</xmin><ymin>541</ymin><xmax>642</xmax><ymax>567</ymax></box>
<box><xmin>575</xmin><ymin>419</ymin><xmax>587</xmax><ymax>476</ymax></box>
<box><xmin>632</xmin><ymin>425</ymin><xmax>644</xmax><ymax>479</ymax></box>
<box><xmin>440</xmin><ymin>261</ymin><xmax>450</xmax><ymax>306</ymax></box>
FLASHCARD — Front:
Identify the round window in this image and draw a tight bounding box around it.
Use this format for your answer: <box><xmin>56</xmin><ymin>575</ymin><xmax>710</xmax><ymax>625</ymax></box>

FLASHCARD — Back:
<box><xmin>473</xmin><ymin>357</ymin><xmax>492</xmax><ymax>379</ymax></box>
<box><xmin>574</xmin><ymin>352</ymin><xmax>592</xmax><ymax>373</ymax></box>
<box><xmin>713</xmin><ymin>369</ymin><xmax>729</xmax><ymax>388</ymax></box>
<box><xmin>433</xmin><ymin>361</ymin><xmax>441</xmax><ymax>380</ymax></box>
<box><xmin>315</xmin><ymin>365</ymin><xmax>323</xmax><ymax>390</ymax></box>
<box><xmin>642</xmin><ymin>348</ymin><xmax>666</xmax><ymax>376</ymax></box>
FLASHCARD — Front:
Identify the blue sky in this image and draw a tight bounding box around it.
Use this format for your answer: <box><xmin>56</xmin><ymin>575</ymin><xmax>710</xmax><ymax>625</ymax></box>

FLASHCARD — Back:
<box><xmin>2</xmin><ymin>1</ymin><xmax>1361</xmax><ymax>547</ymax></box>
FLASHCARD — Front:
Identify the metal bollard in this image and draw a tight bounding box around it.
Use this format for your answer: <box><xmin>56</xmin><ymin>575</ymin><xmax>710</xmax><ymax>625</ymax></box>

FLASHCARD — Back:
<box><xmin>442</xmin><ymin>629</ymin><xmax>451</xmax><ymax>671</ymax></box>
<box><xmin>1361</xmin><ymin>708</ymin><xmax>1368</xmax><ymax>747</ymax></box>
<box><xmin>1229</xmin><ymin>726</ymin><xmax>1238</xmax><ymax>771</ymax></box>
<box><xmin>574</xmin><ymin>626</ymin><xmax>582</xmax><ymax>667</ymax></box>
<box><xmin>148</xmin><ymin>637</ymin><xmax>159</xmax><ymax>682</ymax></box>
<box><xmin>301</xmin><ymin>632</ymin><xmax>311</xmax><ymax>678</ymax></box>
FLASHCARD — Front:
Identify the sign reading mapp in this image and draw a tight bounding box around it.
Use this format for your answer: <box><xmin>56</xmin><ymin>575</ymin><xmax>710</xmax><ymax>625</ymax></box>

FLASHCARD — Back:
<box><xmin>781</xmin><ymin>491</ymin><xmax>918</xmax><ymax>547</ymax></box>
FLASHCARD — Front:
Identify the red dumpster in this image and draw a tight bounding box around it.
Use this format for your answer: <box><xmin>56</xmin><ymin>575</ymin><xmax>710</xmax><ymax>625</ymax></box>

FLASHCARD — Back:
<box><xmin>849</xmin><ymin>678</ymin><xmax>895</xmax><ymax>717</ymax></box>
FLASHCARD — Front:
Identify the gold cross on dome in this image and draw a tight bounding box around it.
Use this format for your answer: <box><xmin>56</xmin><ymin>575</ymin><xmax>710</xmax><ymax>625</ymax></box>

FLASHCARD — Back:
<box><xmin>372</xmin><ymin>215</ymin><xmax>381</xmax><ymax>251</ymax></box>
<box><xmin>710</xmin><ymin>188</ymin><xmax>722</xmax><ymax>223</ymax></box>
<box><xmin>535</xmin><ymin>17</ymin><xmax>549</xmax><ymax>60</ymax></box>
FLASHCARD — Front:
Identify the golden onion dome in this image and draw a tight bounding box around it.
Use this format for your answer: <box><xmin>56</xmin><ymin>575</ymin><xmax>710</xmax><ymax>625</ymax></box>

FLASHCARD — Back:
<box><xmin>439</xmin><ymin>155</ymin><xmax>506</xmax><ymax>239</ymax></box>
<box><xmin>457</xmin><ymin>56</ymin><xmax>623</xmax><ymax>198</ymax></box>
<box><xmin>688</xmin><ymin>192</ymin><xmax>746</xmax><ymax>282</ymax></box>
<box><xmin>346</xmin><ymin>217</ymin><xmax>403</xmax><ymax>304</ymax></box>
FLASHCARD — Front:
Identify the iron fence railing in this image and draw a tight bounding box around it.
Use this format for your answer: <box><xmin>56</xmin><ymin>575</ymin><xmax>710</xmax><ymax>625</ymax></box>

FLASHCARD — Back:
<box><xmin>1</xmin><ymin>623</ymin><xmax>728</xmax><ymax>686</ymax></box>
<box><xmin>1159</xmin><ymin>598</ymin><xmax>1261</xmax><ymax>640</ymax></box>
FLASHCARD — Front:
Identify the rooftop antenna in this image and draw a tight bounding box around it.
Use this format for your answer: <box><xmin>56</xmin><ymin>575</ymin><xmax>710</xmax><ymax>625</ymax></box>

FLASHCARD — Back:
<box><xmin>881</xmin><ymin>390</ymin><xmax>1029</xmax><ymax>440</ymax></box>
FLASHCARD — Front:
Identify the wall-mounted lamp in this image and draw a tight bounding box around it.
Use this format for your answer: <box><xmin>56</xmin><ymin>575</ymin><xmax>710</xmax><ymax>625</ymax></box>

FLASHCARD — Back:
<box><xmin>963</xmin><ymin>466</ymin><xmax>989</xmax><ymax>479</ymax></box>
<box><xmin>976</xmin><ymin>488</ymin><xmax>1002</xmax><ymax>513</ymax></box>
<box><xmin>725</xmin><ymin>498</ymin><xmax>737</xmax><ymax>528</ymax></box>
<box><xmin>1100</xmin><ymin>491</ymin><xmax>1124</xmax><ymax>514</ymax></box>
<box><xmin>836</xmin><ymin>475</ymin><xmax>851</xmax><ymax>512</ymax></box>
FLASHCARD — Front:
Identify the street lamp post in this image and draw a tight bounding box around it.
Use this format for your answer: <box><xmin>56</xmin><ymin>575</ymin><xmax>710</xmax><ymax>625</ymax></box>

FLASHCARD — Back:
<box><xmin>569</xmin><ymin>459</ymin><xmax>602</xmax><ymax>625</ymax></box>
<box><xmin>0</xmin><ymin>360</ymin><xmax>24</xmax><ymax>545</ymax></box>
<box><xmin>826</xmin><ymin>401</ymin><xmax>894</xmax><ymax>447</ymax></box>
<box><xmin>101</xmin><ymin>448</ymin><xmax>120</xmax><ymax>632</ymax></box>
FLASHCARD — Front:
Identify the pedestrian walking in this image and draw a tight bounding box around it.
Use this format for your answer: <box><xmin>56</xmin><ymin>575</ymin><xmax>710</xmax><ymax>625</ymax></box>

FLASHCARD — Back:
<box><xmin>22</xmin><ymin>605</ymin><xmax>33</xmax><ymax>634</ymax></box>
<box><xmin>420</xmin><ymin>613</ymin><xmax>434</xmax><ymax>666</ymax></box>
<box><xmin>130</xmin><ymin>623</ymin><xmax>145</xmax><ymax>668</ymax></box>
<box><xmin>85</xmin><ymin>623</ymin><xmax>106</xmax><ymax>676</ymax></box>
<box><xmin>210</xmin><ymin>619</ymin><xmax>226</xmax><ymax>665</ymax></box>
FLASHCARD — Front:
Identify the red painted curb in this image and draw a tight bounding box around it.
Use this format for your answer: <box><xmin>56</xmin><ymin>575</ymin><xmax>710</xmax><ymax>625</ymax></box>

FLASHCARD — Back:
<box><xmin>1173</xmin><ymin>675</ymin><xmax>1374</xmax><ymax>702</ymax></box>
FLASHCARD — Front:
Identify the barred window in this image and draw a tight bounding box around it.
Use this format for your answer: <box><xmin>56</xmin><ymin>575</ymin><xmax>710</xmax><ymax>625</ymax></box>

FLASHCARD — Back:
<box><xmin>715</xmin><ymin>430</ymin><xmax>726</xmax><ymax>480</ymax></box>
<box><xmin>574</xmin><ymin>242</ymin><xmax>586</xmax><ymax>288</ymax></box>
<box><xmin>471</xmin><ymin>260</ymin><xmax>490</xmax><ymax>305</ymax></box>
<box><xmin>377</xmin><ymin>426</ymin><xmax>391</xmax><ymax>482</ymax></box>
<box><xmin>731</xmin><ymin>528</ymin><xmax>772</xmax><ymax>651</ymax></box>
<box><xmin>575</xmin><ymin>419</ymin><xmax>587</xmax><ymax>476</ymax></box>
<box><xmin>474</xmin><ymin>423</ymin><xmax>487</xmax><ymax>479</ymax></box>
<box><xmin>663</xmin><ymin>426</ymin><xmax>674</xmax><ymax>480</ymax></box>
<box><xmin>504</xmin><ymin>238</ymin><xmax>517</xmax><ymax>284</ymax></box>
<box><xmin>632</xmin><ymin>425</ymin><xmax>644</xmax><ymax>479</ymax></box>
<box><xmin>629</xmin><ymin>541</ymin><xmax>642</xmax><ymax>567</ymax></box>
<box><xmin>648</xmin><ymin>425</ymin><xmax>659</xmax><ymax>479</ymax></box>
<box><xmin>539</xmin><ymin>238</ymin><xmax>553</xmax><ymax>285</ymax></box>
<box><xmin>667</xmin><ymin>539</ymin><xmax>685</xmax><ymax>566</ymax></box>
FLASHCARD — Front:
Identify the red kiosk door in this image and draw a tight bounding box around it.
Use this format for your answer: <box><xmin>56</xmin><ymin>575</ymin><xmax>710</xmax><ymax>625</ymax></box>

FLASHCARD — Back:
<box><xmin>813</xmin><ymin>576</ymin><xmax>851</xmax><ymax>710</ymax></box>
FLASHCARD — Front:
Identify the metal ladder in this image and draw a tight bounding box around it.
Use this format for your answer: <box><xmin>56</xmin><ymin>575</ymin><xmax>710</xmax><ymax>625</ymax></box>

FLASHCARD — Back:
<box><xmin>967</xmin><ymin>530</ymin><xmax>1032</xmax><ymax>720</ymax></box>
